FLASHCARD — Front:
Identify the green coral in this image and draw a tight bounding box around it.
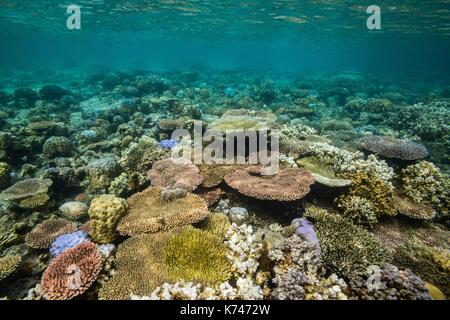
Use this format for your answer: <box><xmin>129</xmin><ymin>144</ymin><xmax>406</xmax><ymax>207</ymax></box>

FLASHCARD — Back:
<box><xmin>401</xmin><ymin>161</ymin><xmax>449</xmax><ymax>216</ymax></box>
<box><xmin>195</xmin><ymin>213</ymin><xmax>231</xmax><ymax>239</ymax></box>
<box><xmin>335</xmin><ymin>195</ymin><xmax>378</xmax><ymax>227</ymax></box>
<box><xmin>304</xmin><ymin>206</ymin><xmax>391</xmax><ymax>280</ymax></box>
<box><xmin>163</xmin><ymin>227</ymin><xmax>232</xmax><ymax>286</ymax></box>
<box><xmin>394</xmin><ymin>241</ymin><xmax>450</xmax><ymax>297</ymax></box>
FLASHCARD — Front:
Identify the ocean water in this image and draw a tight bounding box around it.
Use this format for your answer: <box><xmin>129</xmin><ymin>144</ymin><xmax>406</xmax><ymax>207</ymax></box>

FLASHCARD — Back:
<box><xmin>0</xmin><ymin>1</ymin><xmax>449</xmax><ymax>301</ymax></box>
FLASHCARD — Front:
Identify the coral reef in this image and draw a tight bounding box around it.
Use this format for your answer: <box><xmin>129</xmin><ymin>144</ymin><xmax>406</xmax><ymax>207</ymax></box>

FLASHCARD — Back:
<box><xmin>58</xmin><ymin>201</ymin><xmax>88</xmax><ymax>221</ymax></box>
<box><xmin>336</xmin><ymin>195</ymin><xmax>378</xmax><ymax>226</ymax></box>
<box><xmin>40</xmin><ymin>241</ymin><xmax>101</xmax><ymax>300</ymax></box>
<box><xmin>25</xmin><ymin>218</ymin><xmax>77</xmax><ymax>249</ymax></box>
<box><xmin>148</xmin><ymin>159</ymin><xmax>203</xmax><ymax>192</ymax></box>
<box><xmin>0</xmin><ymin>178</ymin><xmax>53</xmax><ymax>210</ymax></box>
<box><xmin>117</xmin><ymin>186</ymin><xmax>208</xmax><ymax>236</ymax></box>
<box><xmin>49</xmin><ymin>231</ymin><xmax>89</xmax><ymax>256</ymax></box>
<box><xmin>88</xmin><ymin>195</ymin><xmax>129</xmax><ymax>243</ymax></box>
<box><xmin>356</xmin><ymin>135</ymin><xmax>428</xmax><ymax>160</ymax></box>
<box><xmin>224</xmin><ymin>166</ymin><xmax>314</xmax><ymax>201</ymax></box>
<box><xmin>163</xmin><ymin>227</ymin><xmax>232</xmax><ymax>286</ymax></box>
<box><xmin>0</xmin><ymin>255</ymin><xmax>22</xmax><ymax>282</ymax></box>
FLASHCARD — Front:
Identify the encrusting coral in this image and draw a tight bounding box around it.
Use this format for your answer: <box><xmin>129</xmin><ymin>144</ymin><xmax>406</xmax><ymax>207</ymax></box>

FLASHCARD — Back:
<box><xmin>304</xmin><ymin>206</ymin><xmax>391</xmax><ymax>280</ymax></box>
<box><xmin>224</xmin><ymin>166</ymin><xmax>314</xmax><ymax>201</ymax></box>
<box><xmin>117</xmin><ymin>186</ymin><xmax>208</xmax><ymax>236</ymax></box>
<box><xmin>40</xmin><ymin>241</ymin><xmax>101</xmax><ymax>300</ymax></box>
<box><xmin>0</xmin><ymin>254</ymin><xmax>22</xmax><ymax>282</ymax></box>
<box><xmin>25</xmin><ymin>218</ymin><xmax>77</xmax><ymax>249</ymax></box>
<box><xmin>148</xmin><ymin>159</ymin><xmax>203</xmax><ymax>192</ymax></box>
<box><xmin>88</xmin><ymin>194</ymin><xmax>129</xmax><ymax>244</ymax></box>
<box><xmin>163</xmin><ymin>226</ymin><xmax>232</xmax><ymax>287</ymax></box>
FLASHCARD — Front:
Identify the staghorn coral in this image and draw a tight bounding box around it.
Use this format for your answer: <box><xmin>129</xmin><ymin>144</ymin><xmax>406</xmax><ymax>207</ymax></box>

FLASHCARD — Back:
<box><xmin>25</xmin><ymin>218</ymin><xmax>77</xmax><ymax>249</ymax></box>
<box><xmin>349</xmin><ymin>264</ymin><xmax>431</xmax><ymax>300</ymax></box>
<box><xmin>400</xmin><ymin>161</ymin><xmax>449</xmax><ymax>216</ymax></box>
<box><xmin>98</xmin><ymin>232</ymin><xmax>173</xmax><ymax>300</ymax></box>
<box><xmin>393</xmin><ymin>195</ymin><xmax>436</xmax><ymax>220</ymax></box>
<box><xmin>344</xmin><ymin>172</ymin><xmax>396</xmax><ymax>217</ymax></box>
<box><xmin>304</xmin><ymin>206</ymin><xmax>391</xmax><ymax>280</ymax></box>
<box><xmin>356</xmin><ymin>135</ymin><xmax>428</xmax><ymax>161</ymax></box>
<box><xmin>148</xmin><ymin>159</ymin><xmax>203</xmax><ymax>192</ymax></box>
<box><xmin>224</xmin><ymin>166</ymin><xmax>314</xmax><ymax>201</ymax></box>
<box><xmin>335</xmin><ymin>195</ymin><xmax>378</xmax><ymax>227</ymax></box>
<box><xmin>117</xmin><ymin>186</ymin><xmax>208</xmax><ymax>236</ymax></box>
<box><xmin>0</xmin><ymin>178</ymin><xmax>53</xmax><ymax>209</ymax></box>
<box><xmin>40</xmin><ymin>241</ymin><xmax>101</xmax><ymax>300</ymax></box>
<box><xmin>88</xmin><ymin>195</ymin><xmax>129</xmax><ymax>244</ymax></box>
<box><xmin>59</xmin><ymin>201</ymin><xmax>88</xmax><ymax>221</ymax></box>
<box><xmin>0</xmin><ymin>254</ymin><xmax>22</xmax><ymax>282</ymax></box>
<box><xmin>163</xmin><ymin>227</ymin><xmax>232</xmax><ymax>287</ymax></box>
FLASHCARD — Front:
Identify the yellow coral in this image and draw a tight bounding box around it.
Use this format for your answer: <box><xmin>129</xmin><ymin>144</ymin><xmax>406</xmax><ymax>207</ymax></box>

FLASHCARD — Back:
<box><xmin>163</xmin><ymin>227</ymin><xmax>232</xmax><ymax>287</ymax></box>
<box><xmin>0</xmin><ymin>254</ymin><xmax>21</xmax><ymax>282</ymax></box>
<box><xmin>88</xmin><ymin>194</ymin><xmax>129</xmax><ymax>244</ymax></box>
<box><xmin>195</xmin><ymin>212</ymin><xmax>231</xmax><ymax>239</ymax></box>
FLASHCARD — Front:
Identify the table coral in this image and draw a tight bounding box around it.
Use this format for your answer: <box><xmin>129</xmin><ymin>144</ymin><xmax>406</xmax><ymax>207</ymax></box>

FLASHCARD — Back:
<box><xmin>88</xmin><ymin>194</ymin><xmax>129</xmax><ymax>244</ymax></box>
<box><xmin>148</xmin><ymin>158</ymin><xmax>204</xmax><ymax>192</ymax></box>
<box><xmin>0</xmin><ymin>178</ymin><xmax>53</xmax><ymax>209</ymax></box>
<box><xmin>117</xmin><ymin>186</ymin><xmax>208</xmax><ymax>236</ymax></box>
<box><xmin>163</xmin><ymin>226</ymin><xmax>232</xmax><ymax>287</ymax></box>
<box><xmin>40</xmin><ymin>241</ymin><xmax>101</xmax><ymax>300</ymax></box>
<box><xmin>224</xmin><ymin>166</ymin><xmax>314</xmax><ymax>201</ymax></box>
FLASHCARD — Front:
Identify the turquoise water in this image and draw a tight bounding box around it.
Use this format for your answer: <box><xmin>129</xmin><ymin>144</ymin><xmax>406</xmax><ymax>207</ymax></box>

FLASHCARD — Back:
<box><xmin>0</xmin><ymin>1</ymin><xmax>449</xmax><ymax>301</ymax></box>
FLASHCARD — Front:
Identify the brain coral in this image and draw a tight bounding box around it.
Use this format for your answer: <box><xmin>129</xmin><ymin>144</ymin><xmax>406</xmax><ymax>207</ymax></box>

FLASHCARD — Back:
<box><xmin>25</xmin><ymin>218</ymin><xmax>77</xmax><ymax>249</ymax></box>
<box><xmin>224</xmin><ymin>166</ymin><xmax>314</xmax><ymax>201</ymax></box>
<box><xmin>356</xmin><ymin>135</ymin><xmax>428</xmax><ymax>161</ymax></box>
<box><xmin>0</xmin><ymin>254</ymin><xmax>22</xmax><ymax>282</ymax></box>
<box><xmin>117</xmin><ymin>186</ymin><xmax>208</xmax><ymax>236</ymax></box>
<box><xmin>163</xmin><ymin>227</ymin><xmax>232</xmax><ymax>287</ymax></box>
<box><xmin>148</xmin><ymin>159</ymin><xmax>203</xmax><ymax>192</ymax></box>
<box><xmin>0</xmin><ymin>178</ymin><xmax>52</xmax><ymax>209</ymax></box>
<box><xmin>98</xmin><ymin>232</ymin><xmax>173</xmax><ymax>300</ymax></box>
<box><xmin>88</xmin><ymin>195</ymin><xmax>129</xmax><ymax>243</ymax></box>
<box><xmin>41</xmin><ymin>241</ymin><xmax>101</xmax><ymax>300</ymax></box>
<box><xmin>304</xmin><ymin>206</ymin><xmax>391</xmax><ymax>280</ymax></box>
<box><xmin>49</xmin><ymin>231</ymin><xmax>90</xmax><ymax>256</ymax></box>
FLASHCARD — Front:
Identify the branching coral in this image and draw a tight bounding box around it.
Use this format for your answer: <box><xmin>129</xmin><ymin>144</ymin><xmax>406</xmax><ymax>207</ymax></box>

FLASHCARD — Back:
<box><xmin>25</xmin><ymin>218</ymin><xmax>77</xmax><ymax>249</ymax></box>
<box><xmin>357</xmin><ymin>135</ymin><xmax>428</xmax><ymax>161</ymax></box>
<box><xmin>400</xmin><ymin>161</ymin><xmax>449</xmax><ymax>216</ymax></box>
<box><xmin>41</xmin><ymin>241</ymin><xmax>101</xmax><ymax>300</ymax></box>
<box><xmin>0</xmin><ymin>217</ymin><xmax>19</xmax><ymax>253</ymax></box>
<box><xmin>304</xmin><ymin>206</ymin><xmax>391</xmax><ymax>280</ymax></box>
<box><xmin>224</xmin><ymin>166</ymin><xmax>314</xmax><ymax>201</ymax></box>
<box><xmin>349</xmin><ymin>264</ymin><xmax>431</xmax><ymax>300</ymax></box>
<box><xmin>163</xmin><ymin>227</ymin><xmax>232</xmax><ymax>287</ymax></box>
<box><xmin>148</xmin><ymin>159</ymin><xmax>203</xmax><ymax>192</ymax></box>
<box><xmin>98</xmin><ymin>232</ymin><xmax>173</xmax><ymax>300</ymax></box>
<box><xmin>88</xmin><ymin>194</ymin><xmax>129</xmax><ymax>244</ymax></box>
<box><xmin>335</xmin><ymin>195</ymin><xmax>378</xmax><ymax>226</ymax></box>
<box><xmin>117</xmin><ymin>186</ymin><xmax>208</xmax><ymax>236</ymax></box>
<box><xmin>0</xmin><ymin>254</ymin><xmax>21</xmax><ymax>282</ymax></box>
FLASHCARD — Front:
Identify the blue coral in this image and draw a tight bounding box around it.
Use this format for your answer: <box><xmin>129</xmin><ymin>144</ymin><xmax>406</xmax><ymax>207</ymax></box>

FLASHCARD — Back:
<box><xmin>291</xmin><ymin>218</ymin><xmax>319</xmax><ymax>246</ymax></box>
<box><xmin>159</xmin><ymin>139</ymin><xmax>179</xmax><ymax>150</ymax></box>
<box><xmin>49</xmin><ymin>231</ymin><xmax>89</xmax><ymax>256</ymax></box>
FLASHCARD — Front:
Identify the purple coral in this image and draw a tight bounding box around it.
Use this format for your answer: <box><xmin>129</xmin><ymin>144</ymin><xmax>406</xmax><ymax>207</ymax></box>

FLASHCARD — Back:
<box><xmin>159</xmin><ymin>139</ymin><xmax>179</xmax><ymax>150</ymax></box>
<box><xmin>49</xmin><ymin>231</ymin><xmax>89</xmax><ymax>256</ymax></box>
<box><xmin>291</xmin><ymin>218</ymin><xmax>319</xmax><ymax>246</ymax></box>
